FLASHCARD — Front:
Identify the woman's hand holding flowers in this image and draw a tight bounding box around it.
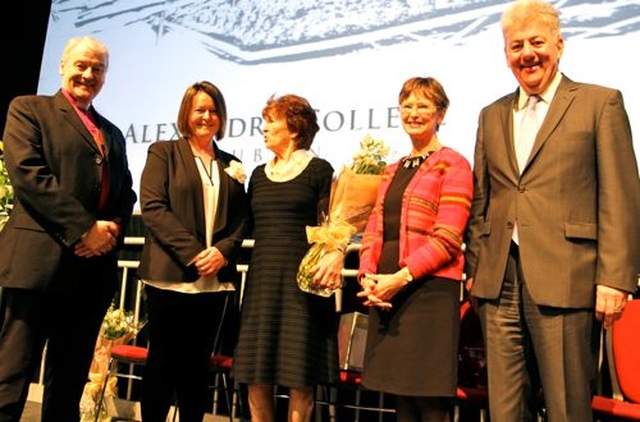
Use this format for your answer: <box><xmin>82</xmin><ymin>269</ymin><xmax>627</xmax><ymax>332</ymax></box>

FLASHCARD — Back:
<box><xmin>297</xmin><ymin>134</ymin><xmax>389</xmax><ymax>296</ymax></box>
<box><xmin>310</xmin><ymin>249</ymin><xmax>345</xmax><ymax>290</ymax></box>
<box><xmin>297</xmin><ymin>219</ymin><xmax>355</xmax><ymax>297</ymax></box>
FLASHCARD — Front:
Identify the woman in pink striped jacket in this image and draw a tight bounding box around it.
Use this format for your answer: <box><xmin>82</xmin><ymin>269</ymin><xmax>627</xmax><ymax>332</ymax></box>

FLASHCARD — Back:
<box><xmin>357</xmin><ymin>76</ymin><xmax>474</xmax><ymax>422</ymax></box>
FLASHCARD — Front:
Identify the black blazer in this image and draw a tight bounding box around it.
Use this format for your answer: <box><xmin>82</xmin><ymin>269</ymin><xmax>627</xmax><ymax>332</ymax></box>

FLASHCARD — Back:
<box><xmin>137</xmin><ymin>138</ymin><xmax>248</xmax><ymax>285</ymax></box>
<box><xmin>0</xmin><ymin>90</ymin><xmax>137</xmax><ymax>290</ymax></box>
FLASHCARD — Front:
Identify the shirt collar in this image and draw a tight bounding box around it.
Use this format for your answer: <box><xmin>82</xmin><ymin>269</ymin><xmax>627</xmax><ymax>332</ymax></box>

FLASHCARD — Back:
<box><xmin>61</xmin><ymin>88</ymin><xmax>93</xmax><ymax>112</ymax></box>
<box><xmin>517</xmin><ymin>71</ymin><xmax>563</xmax><ymax>111</ymax></box>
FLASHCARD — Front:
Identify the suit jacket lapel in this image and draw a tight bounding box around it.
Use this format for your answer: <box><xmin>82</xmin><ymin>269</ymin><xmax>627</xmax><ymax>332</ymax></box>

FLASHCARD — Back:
<box><xmin>92</xmin><ymin>109</ymin><xmax>111</xmax><ymax>156</ymax></box>
<box><xmin>55</xmin><ymin>91</ymin><xmax>102</xmax><ymax>155</ymax></box>
<box><xmin>499</xmin><ymin>90</ymin><xmax>520</xmax><ymax>180</ymax></box>
<box><xmin>177</xmin><ymin>138</ymin><xmax>206</xmax><ymax>235</ymax></box>
<box><xmin>527</xmin><ymin>77</ymin><xmax>576</xmax><ymax>167</ymax></box>
<box><xmin>213</xmin><ymin>144</ymin><xmax>230</xmax><ymax>236</ymax></box>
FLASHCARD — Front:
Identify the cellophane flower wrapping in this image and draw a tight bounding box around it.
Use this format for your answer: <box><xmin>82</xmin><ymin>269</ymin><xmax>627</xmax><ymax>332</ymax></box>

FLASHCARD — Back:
<box><xmin>297</xmin><ymin>218</ymin><xmax>357</xmax><ymax>297</ymax></box>
<box><xmin>296</xmin><ymin>134</ymin><xmax>388</xmax><ymax>296</ymax></box>
<box><xmin>329</xmin><ymin>167</ymin><xmax>384</xmax><ymax>234</ymax></box>
<box><xmin>80</xmin><ymin>304</ymin><xmax>139</xmax><ymax>422</ymax></box>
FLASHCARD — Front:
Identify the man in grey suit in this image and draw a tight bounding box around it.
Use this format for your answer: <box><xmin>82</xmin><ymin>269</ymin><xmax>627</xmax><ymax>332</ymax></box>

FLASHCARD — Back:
<box><xmin>0</xmin><ymin>36</ymin><xmax>136</xmax><ymax>421</ymax></box>
<box><xmin>464</xmin><ymin>0</ymin><xmax>640</xmax><ymax>421</ymax></box>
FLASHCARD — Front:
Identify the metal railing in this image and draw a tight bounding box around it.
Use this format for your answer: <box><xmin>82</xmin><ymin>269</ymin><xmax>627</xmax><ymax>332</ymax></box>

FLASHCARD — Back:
<box><xmin>30</xmin><ymin>236</ymin><xmax>362</xmax><ymax>390</ymax></box>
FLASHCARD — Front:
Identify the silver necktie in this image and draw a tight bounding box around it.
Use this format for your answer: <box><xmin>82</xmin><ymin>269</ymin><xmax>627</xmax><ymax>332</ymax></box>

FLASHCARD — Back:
<box><xmin>516</xmin><ymin>95</ymin><xmax>541</xmax><ymax>174</ymax></box>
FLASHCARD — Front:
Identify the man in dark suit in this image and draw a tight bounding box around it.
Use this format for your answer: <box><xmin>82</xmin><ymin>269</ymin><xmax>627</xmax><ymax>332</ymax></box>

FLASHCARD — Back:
<box><xmin>0</xmin><ymin>36</ymin><xmax>136</xmax><ymax>422</ymax></box>
<box><xmin>464</xmin><ymin>0</ymin><xmax>640</xmax><ymax>421</ymax></box>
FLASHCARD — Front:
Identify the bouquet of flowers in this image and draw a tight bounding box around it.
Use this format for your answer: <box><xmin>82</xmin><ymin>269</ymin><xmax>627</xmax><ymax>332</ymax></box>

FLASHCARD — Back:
<box><xmin>80</xmin><ymin>302</ymin><xmax>140</xmax><ymax>422</ymax></box>
<box><xmin>297</xmin><ymin>216</ymin><xmax>358</xmax><ymax>297</ymax></box>
<box><xmin>329</xmin><ymin>134</ymin><xmax>389</xmax><ymax>233</ymax></box>
<box><xmin>0</xmin><ymin>141</ymin><xmax>14</xmax><ymax>232</ymax></box>
<box><xmin>297</xmin><ymin>134</ymin><xmax>389</xmax><ymax>296</ymax></box>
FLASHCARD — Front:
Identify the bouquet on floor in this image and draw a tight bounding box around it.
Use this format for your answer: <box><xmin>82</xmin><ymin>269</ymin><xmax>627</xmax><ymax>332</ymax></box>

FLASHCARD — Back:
<box><xmin>297</xmin><ymin>134</ymin><xmax>389</xmax><ymax>297</ymax></box>
<box><xmin>80</xmin><ymin>302</ymin><xmax>140</xmax><ymax>422</ymax></box>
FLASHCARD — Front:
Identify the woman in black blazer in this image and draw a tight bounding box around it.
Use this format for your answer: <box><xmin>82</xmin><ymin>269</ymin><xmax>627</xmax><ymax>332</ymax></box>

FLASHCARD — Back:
<box><xmin>137</xmin><ymin>81</ymin><xmax>248</xmax><ymax>422</ymax></box>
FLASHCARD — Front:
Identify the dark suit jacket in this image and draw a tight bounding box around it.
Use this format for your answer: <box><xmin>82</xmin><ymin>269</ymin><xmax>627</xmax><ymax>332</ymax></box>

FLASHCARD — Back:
<box><xmin>465</xmin><ymin>75</ymin><xmax>640</xmax><ymax>308</ymax></box>
<box><xmin>0</xmin><ymin>90</ymin><xmax>137</xmax><ymax>290</ymax></box>
<box><xmin>137</xmin><ymin>138</ymin><xmax>248</xmax><ymax>285</ymax></box>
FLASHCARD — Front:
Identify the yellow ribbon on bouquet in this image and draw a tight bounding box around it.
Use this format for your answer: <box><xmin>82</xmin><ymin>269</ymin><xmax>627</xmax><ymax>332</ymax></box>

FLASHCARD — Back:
<box><xmin>298</xmin><ymin>219</ymin><xmax>357</xmax><ymax>297</ymax></box>
<box><xmin>305</xmin><ymin>219</ymin><xmax>356</xmax><ymax>251</ymax></box>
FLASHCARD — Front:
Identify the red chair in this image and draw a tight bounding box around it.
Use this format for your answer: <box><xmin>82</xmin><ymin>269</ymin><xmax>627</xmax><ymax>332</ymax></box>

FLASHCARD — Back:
<box><xmin>592</xmin><ymin>298</ymin><xmax>640</xmax><ymax>420</ymax></box>
<box><xmin>453</xmin><ymin>300</ymin><xmax>489</xmax><ymax>422</ymax></box>
<box><xmin>209</xmin><ymin>354</ymin><xmax>237</xmax><ymax>422</ymax></box>
<box><xmin>97</xmin><ymin>346</ymin><xmax>238</xmax><ymax>422</ymax></box>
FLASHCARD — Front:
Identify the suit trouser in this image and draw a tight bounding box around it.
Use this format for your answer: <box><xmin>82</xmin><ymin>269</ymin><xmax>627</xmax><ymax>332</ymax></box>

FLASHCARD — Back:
<box><xmin>477</xmin><ymin>242</ymin><xmax>598</xmax><ymax>422</ymax></box>
<box><xmin>0</xmin><ymin>257</ymin><xmax>116</xmax><ymax>422</ymax></box>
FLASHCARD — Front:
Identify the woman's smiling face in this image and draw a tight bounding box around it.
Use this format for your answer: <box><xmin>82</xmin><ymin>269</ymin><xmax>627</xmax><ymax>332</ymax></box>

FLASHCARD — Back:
<box><xmin>188</xmin><ymin>91</ymin><xmax>220</xmax><ymax>142</ymax></box>
<box><xmin>400</xmin><ymin>93</ymin><xmax>444</xmax><ymax>142</ymax></box>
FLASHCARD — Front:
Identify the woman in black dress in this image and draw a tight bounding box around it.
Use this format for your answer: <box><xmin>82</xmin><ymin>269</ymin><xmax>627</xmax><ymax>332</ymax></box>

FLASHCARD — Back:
<box><xmin>233</xmin><ymin>94</ymin><xmax>342</xmax><ymax>422</ymax></box>
<box><xmin>357</xmin><ymin>77</ymin><xmax>474</xmax><ymax>422</ymax></box>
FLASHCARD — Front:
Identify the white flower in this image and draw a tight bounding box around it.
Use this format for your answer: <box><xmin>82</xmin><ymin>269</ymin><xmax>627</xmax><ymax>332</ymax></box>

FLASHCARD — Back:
<box><xmin>101</xmin><ymin>303</ymin><xmax>137</xmax><ymax>340</ymax></box>
<box><xmin>350</xmin><ymin>134</ymin><xmax>389</xmax><ymax>175</ymax></box>
<box><xmin>0</xmin><ymin>140</ymin><xmax>14</xmax><ymax>231</ymax></box>
<box><xmin>225</xmin><ymin>160</ymin><xmax>247</xmax><ymax>184</ymax></box>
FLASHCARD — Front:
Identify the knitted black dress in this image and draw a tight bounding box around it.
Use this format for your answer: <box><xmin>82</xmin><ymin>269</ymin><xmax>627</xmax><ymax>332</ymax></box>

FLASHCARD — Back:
<box><xmin>233</xmin><ymin>158</ymin><xmax>340</xmax><ymax>387</ymax></box>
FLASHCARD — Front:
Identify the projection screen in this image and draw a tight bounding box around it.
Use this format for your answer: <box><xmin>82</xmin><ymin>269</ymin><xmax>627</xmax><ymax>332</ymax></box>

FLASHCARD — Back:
<box><xmin>38</xmin><ymin>0</ymin><xmax>640</xmax><ymax>208</ymax></box>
